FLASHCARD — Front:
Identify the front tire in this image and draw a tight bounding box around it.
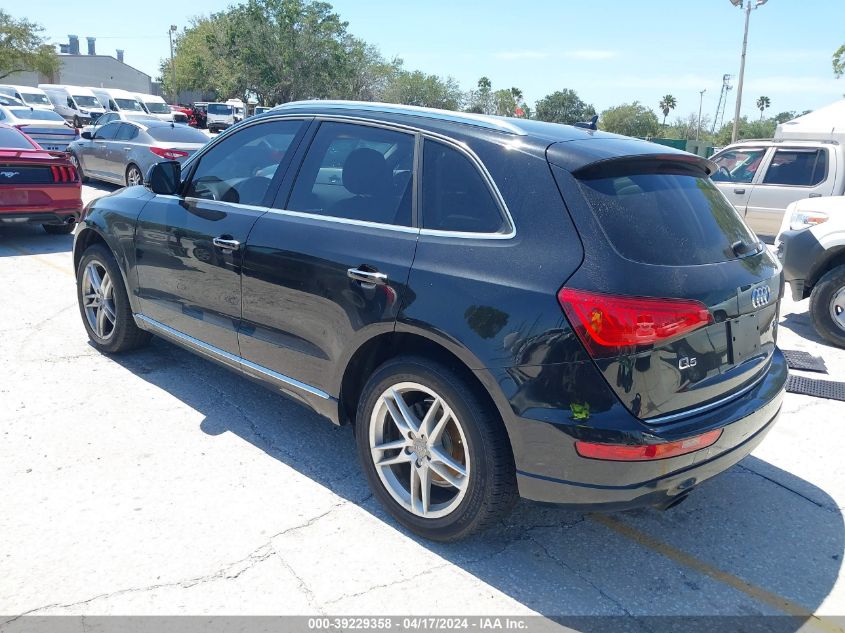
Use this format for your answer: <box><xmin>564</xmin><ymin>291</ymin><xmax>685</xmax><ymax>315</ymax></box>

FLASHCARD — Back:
<box><xmin>76</xmin><ymin>243</ymin><xmax>151</xmax><ymax>353</ymax></box>
<box><xmin>355</xmin><ymin>356</ymin><xmax>517</xmax><ymax>541</ymax></box>
<box><xmin>73</xmin><ymin>115</ymin><xmax>81</xmax><ymax>128</ymax></box>
<box><xmin>810</xmin><ymin>264</ymin><xmax>845</xmax><ymax>349</ymax></box>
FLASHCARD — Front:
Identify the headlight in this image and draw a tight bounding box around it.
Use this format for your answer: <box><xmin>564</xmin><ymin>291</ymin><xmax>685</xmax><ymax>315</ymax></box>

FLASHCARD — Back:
<box><xmin>789</xmin><ymin>210</ymin><xmax>828</xmax><ymax>231</ymax></box>
<box><xmin>80</xmin><ymin>109</ymin><xmax>89</xmax><ymax>115</ymax></box>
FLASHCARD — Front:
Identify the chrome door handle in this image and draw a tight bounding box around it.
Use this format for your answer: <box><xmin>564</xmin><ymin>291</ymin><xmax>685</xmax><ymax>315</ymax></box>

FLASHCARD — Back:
<box><xmin>347</xmin><ymin>267</ymin><xmax>388</xmax><ymax>285</ymax></box>
<box><xmin>123</xmin><ymin>147</ymin><xmax>131</xmax><ymax>151</ymax></box>
<box><xmin>734</xmin><ymin>188</ymin><xmax>746</xmax><ymax>194</ymax></box>
<box><xmin>212</xmin><ymin>237</ymin><xmax>241</xmax><ymax>251</ymax></box>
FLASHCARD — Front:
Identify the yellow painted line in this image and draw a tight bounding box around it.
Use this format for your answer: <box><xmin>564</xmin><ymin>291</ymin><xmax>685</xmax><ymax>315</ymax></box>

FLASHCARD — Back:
<box><xmin>6</xmin><ymin>245</ymin><xmax>74</xmax><ymax>278</ymax></box>
<box><xmin>591</xmin><ymin>514</ymin><xmax>843</xmax><ymax>633</ymax></box>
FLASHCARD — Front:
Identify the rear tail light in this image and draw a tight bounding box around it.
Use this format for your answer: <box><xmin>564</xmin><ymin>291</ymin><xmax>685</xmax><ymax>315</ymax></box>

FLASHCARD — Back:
<box><xmin>149</xmin><ymin>147</ymin><xmax>189</xmax><ymax>160</ymax></box>
<box><xmin>50</xmin><ymin>165</ymin><xmax>78</xmax><ymax>183</ymax></box>
<box><xmin>557</xmin><ymin>288</ymin><xmax>712</xmax><ymax>358</ymax></box>
<box><xmin>575</xmin><ymin>429</ymin><xmax>722</xmax><ymax>461</ymax></box>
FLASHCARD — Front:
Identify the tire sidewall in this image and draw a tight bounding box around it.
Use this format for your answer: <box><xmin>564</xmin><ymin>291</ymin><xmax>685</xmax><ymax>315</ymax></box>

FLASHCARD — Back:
<box><xmin>76</xmin><ymin>244</ymin><xmax>133</xmax><ymax>353</ymax></box>
<box><xmin>810</xmin><ymin>265</ymin><xmax>845</xmax><ymax>348</ymax></box>
<box><xmin>355</xmin><ymin>359</ymin><xmax>501</xmax><ymax>540</ymax></box>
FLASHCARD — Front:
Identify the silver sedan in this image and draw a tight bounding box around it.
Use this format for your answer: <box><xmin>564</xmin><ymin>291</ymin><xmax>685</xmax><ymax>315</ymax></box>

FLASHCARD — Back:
<box><xmin>68</xmin><ymin>120</ymin><xmax>209</xmax><ymax>186</ymax></box>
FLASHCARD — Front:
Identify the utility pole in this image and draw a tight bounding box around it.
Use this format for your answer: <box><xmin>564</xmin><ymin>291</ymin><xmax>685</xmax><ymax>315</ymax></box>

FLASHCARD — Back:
<box><xmin>697</xmin><ymin>89</ymin><xmax>706</xmax><ymax>141</ymax></box>
<box><xmin>731</xmin><ymin>0</ymin><xmax>767</xmax><ymax>143</ymax></box>
<box><xmin>169</xmin><ymin>25</ymin><xmax>178</xmax><ymax>104</ymax></box>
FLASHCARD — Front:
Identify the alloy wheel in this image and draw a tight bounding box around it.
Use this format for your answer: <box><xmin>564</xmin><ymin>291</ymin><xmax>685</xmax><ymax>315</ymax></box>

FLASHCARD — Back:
<box><xmin>127</xmin><ymin>166</ymin><xmax>143</xmax><ymax>187</ymax></box>
<box><xmin>830</xmin><ymin>286</ymin><xmax>845</xmax><ymax>332</ymax></box>
<box><xmin>81</xmin><ymin>261</ymin><xmax>117</xmax><ymax>340</ymax></box>
<box><xmin>369</xmin><ymin>382</ymin><xmax>470</xmax><ymax>519</ymax></box>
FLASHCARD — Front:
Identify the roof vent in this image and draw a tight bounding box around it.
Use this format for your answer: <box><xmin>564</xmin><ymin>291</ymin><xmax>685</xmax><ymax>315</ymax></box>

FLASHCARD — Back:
<box><xmin>86</xmin><ymin>37</ymin><xmax>96</xmax><ymax>56</ymax></box>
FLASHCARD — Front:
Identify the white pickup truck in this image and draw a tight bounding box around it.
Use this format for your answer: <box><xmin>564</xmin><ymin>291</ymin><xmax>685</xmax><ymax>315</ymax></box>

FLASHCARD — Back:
<box><xmin>776</xmin><ymin>195</ymin><xmax>845</xmax><ymax>348</ymax></box>
<box><xmin>711</xmin><ymin>101</ymin><xmax>845</xmax><ymax>239</ymax></box>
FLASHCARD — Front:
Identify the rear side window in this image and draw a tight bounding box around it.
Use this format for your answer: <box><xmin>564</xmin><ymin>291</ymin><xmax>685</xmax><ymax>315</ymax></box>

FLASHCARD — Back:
<box><xmin>0</xmin><ymin>127</ymin><xmax>35</xmax><ymax>149</ymax></box>
<box><xmin>114</xmin><ymin>124</ymin><xmax>139</xmax><ymax>141</ymax></box>
<box><xmin>576</xmin><ymin>168</ymin><xmax>759</xmax><ymax>265</ymax></box>
<box><xmin>421</xmin><ymin>140</ymin><xmax>505</xmax><ymax>233</ymax></box>
<box><xmin>763</xmin><ymin>149</ymin><xmax>827</xmax><ymax>186</ymax></box>
<box><xmin>286</xmin><ymin>122</ymin><xmax>415</xmax><ymax>226</ymax></box>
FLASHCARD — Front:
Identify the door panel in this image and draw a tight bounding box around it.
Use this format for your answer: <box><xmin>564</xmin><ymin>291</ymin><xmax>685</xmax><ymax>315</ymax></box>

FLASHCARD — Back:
<box><xmin>239</xmin><ymin>214</ymin><xmax>418</xmax><ymax>393</ymax></box>
<box><xmin>745</xmin><ymin>147</ymin><xmax>836</xmax><ymax>237</ymax></box>
<box><xmin>710</xmin><ymin>147</ymin><xmax>769</xmax><ymax>219</ymax></box>
<box><xmin>134</xmin><ymin>196</ymin><xmax>265</xmax><ymax>354</ymax></box>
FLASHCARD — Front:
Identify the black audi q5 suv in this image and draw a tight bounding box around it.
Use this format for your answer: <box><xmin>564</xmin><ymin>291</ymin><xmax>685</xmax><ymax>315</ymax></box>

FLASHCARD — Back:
<box><xmin>74</xmin><ymin>101</ymin><xmax>787</xmax><ymax>541</ymax></box>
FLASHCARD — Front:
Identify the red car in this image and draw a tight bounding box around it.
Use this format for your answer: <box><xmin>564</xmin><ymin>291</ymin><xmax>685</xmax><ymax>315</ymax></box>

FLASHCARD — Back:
<box><xmin>0</xmin><ymin>123</ymin><xmax>82</xmax><ymax>235</ymax></box>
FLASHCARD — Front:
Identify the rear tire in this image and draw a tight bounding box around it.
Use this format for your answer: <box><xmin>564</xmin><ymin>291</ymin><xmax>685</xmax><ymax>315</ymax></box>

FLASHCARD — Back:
<box><xmin>355</xmin><ymin>356</ymin><xmax>517</xmax><ymax>541</ymax></box>
<box><xmin>76</xmin><ymin>243</ymin><xmax>151</xmax><ymax>353</ymax></box>
<box><xmin>126</xmin><ymin>164</ymin><xmax>143</xmax><ymax>187</ymax></box>
<box><xmin>810</xmin><ymin>264</ymin><xmax>845</xmax><ymax>349</ymax></box>
<box><xmin>69</xmin><ymin>152</ymin><xmax>87</xmax><ymax>183</ymax></box>
<box><xmin>43</xmin><ymin>223</ymin><xmax>74</xmax><ymax>235</ymax></box>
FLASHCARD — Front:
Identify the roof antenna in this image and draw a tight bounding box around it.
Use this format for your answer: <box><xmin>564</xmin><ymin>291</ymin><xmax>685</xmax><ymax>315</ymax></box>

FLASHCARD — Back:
<box><xmin>574</xmin><ymin>115</ymin><xmax>599</xmax><ymax>130</ymax></box>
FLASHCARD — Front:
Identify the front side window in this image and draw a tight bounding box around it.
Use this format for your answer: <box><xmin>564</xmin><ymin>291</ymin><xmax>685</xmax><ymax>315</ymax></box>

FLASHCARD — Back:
<box><xmin>762</xmin><ymin>148</ymin><xmax>828</xmax><ymax>186</ymax></box>
<box><xmin>421</xmin><ymin>139</ymin><xmax>505</xmax><ymax>233</ymax></box>
<box><xmin>286</xmin><ymin>121</ymin><xmax>415</xmax><ymax>226</ymax></box>
<box><xmin>710</xmin><ymin>148</ymin><xmax>766</xmax><ymax>184</ymax></box>
<box><xmin>94</xmin><ymin>122</ymin><xmax>121</xmax><ymax>140</ymax></box>
<box><xmin>186</xmin><ymin>119</ymin><xmax>304</xmax><ymax>206</ymax></box>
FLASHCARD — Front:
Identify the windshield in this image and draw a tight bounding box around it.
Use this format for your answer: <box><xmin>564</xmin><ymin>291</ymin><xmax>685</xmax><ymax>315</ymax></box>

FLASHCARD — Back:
<box><xmin>21</xmin><ymin>92</ymin><xmax>51</xmax><ymax>106</ymax></box>
<box><xmin>73</xmin><ymin>95</ymin><xmax>102</xmax><ymax>108</ymax></box>
<box><xmin>115</xmin><ymin>98</ymin><xmax>144</xmax><ymax>112</ymax></box>
<box><xmin>208</xmin><ymin>104</ymin><xmax>233</xmax><ymax>115</ymax></box>
<box><xmin>144</xmin><ymin>101</ymin><xmax>170</xmax><ymax>114</ymax></box>
<box><xmin>8</xmin><ymin>108</ymin><xmax>66</xmax><ymax>122</ymax></box>
<box><xmin>0</xmin><ymin>127</ymin><xmax>36</xmax><ymax>149</ymax></box>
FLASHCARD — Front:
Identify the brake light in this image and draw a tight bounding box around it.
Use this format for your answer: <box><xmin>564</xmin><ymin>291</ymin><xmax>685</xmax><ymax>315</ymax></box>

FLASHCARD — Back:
<box><xmin>575</xmin><ymin>429</ymin><xmax>722</xmax><ymax>461</ymax></box>
<box><xmin>149</xmin><ymin>147</ymin><xmax>189</xmax><ymax>160</ymax></box>
<box><xmin>50</xmin><ymin>165</ymin><xmax>77</xmax><ymax>183</ymax></box>
<box><xmin>557</xmin><ymin>288</ymin><xmax>712</xmax><ymax>357</ymax></box>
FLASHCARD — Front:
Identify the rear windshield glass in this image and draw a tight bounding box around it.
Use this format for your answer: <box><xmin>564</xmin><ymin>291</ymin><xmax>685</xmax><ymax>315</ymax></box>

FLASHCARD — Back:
<box><xmin>8</xmin><ymin>108</ymin><xmax>66</xmax><ymax>122</ymax></box>
<box><xmin>21</xmin><ymin>92</ymin><xmax>51</xmax><ymax>106</ymax></box>
<box><xmin>577</xmin><ymin>171</ymin><xmax>759</xmax><ymax>265</ymax></box>
<box><xmin>147</xmin><ymin>125</ymin><xmax>209</xmax><ymax>143</ymax></box>
<box><xmin>208</xmin><ymin>104</ymin><xmax>233</xmax><ymax>115</ymax></box>
<box><xmin>0</xmin><ymin>127</ymin><xmax>35</xmax><ymax>149</ymax></box>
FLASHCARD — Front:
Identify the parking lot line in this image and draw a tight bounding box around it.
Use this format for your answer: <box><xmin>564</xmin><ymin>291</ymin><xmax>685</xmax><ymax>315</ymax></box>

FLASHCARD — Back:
<box><xmin>591</xmin><ymin>513</ymin><xmax>841</xmax><ymax>631</ymax></box>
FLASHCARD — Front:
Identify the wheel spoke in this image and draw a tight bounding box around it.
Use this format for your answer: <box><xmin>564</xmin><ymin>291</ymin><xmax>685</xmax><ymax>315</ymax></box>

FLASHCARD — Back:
<box><xmin>372</xmin><ymin>438</ymin><xmax>408</xmax><ymax>453</ymax></box>
<box><xmin>86</xmin><ymin>264</ymin><xmax>102</xmax><ymax>293</ymax></box>
<box><xmin>95</xmin><ymin>306</ymin><xmax>107</xmax><ymax>338</ymax></box>
<box><xmin>101</xmin><ymin>301</ymin><xmax>116</xmax><ymax>324</ymax></box>
<box><xmin>83</xmin><ymin>293</ymin><xmax>99</xmax><ymax>308</ymax></box>
<box><xmin>428</xmin><ymin>408</ymin><xmax>452</xmax><ymax>444</ymax></box>
<box><xmin>419</xmin><ymin>465</ymin><xmax>431</xmax><ymax>515</ymax></box>
<box><xmin>409</xmin><ymin>464</ymin><xmax>420</xmax><ymax>514</ymax></box>
<box><xmin>418</xmin><ymin>397</ymin><xmax>442</xmax><ymax>438</ymax></box>
<box><xmin>428</xmin><ymin>458</ymin><xmax>466</xmax><ymax>491</ymax></box>
<box><xmin>100</xmin><ymin>274</ymin><xmax>113</xmax><ymax>301</ymax></box>
<box><xmin>375</xmin><ymin>450</ymin><xmax>413</xmax><ymax>467</ymax></box>
<box><xmin>385</xmin><ymin>389</ymin><xmax>420</xmax><ymax>436</ymax></box>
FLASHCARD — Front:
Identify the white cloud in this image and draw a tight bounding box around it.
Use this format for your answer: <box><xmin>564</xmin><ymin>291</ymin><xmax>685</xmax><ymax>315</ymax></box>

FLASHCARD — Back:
<box><xmin>562</xmin><ymin>49</ymin><xmax>617</xmax><ymax>61</ymax></box>
<box><xmin>494</xmin><ymin>50</ymin><xmax>550</xmax><ymax>61</ymax></box>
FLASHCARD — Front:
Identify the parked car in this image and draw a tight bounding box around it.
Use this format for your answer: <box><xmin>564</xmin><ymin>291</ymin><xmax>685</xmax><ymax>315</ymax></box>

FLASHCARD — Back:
<box><xmin>0</xmin><ymin>105</ymin><xmax>78</xmax><ymax>152</ymax></box>
<box><xmin>68</xmin><ymin>119</ymin><xmax>208</xmax><ymax>187</ymax></box>
<box><xmin>0</xmin><ymin>123</ymin><xmax>82</xmax><ymax>234</ymax></box>
<box><xmin>81</xmin><ymin>111</ymin><xmax>160</xmax><ymax>137</ymax></box>
<box><xmin>39</xmin><ymin>85</ymin><xmax>106</xmax><ymax>127</ymax></box>
<box><xmin>0</xmin><ymin>85</ymin><xmax>54</xmax><ymax>111</ymax></box>
<box><xmin>206</xmin><ymin>102</ymin><xmax>236</xmax><ymax>132</ymax></box>
<box><xmin>777</xmin><ymin>195</ymin><xmax>845</xmax><ymax>347</ymax></box>
<box><xmin>0</xmin><ymin>95</ymin><xmax>25</xmax><ymax>107</ymax></box>
<box><xmin>134</xmin><ymin>93</ymin><xmax>188</xmax><ymax>124</ymax></box>
<box><xmin>711</xmin><ymin>139</ymin><xmax>843</xmax><ymax>239</ymax></box>
<box><xmin>90</xmin><ymin>88</ymin><xmax>146</xmax><ymax>116</ymax></box>
<box><xmin>73</xmin><ymin>101</ymin><xmax>786</xmax><ymax>541</ymax></box>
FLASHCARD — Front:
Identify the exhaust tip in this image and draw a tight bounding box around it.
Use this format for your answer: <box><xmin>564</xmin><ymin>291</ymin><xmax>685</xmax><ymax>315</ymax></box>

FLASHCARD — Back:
<box><xmin>661</xmin><ymin>493</ymin><xmax>691</xmax><ymax>511</ymax></box>
<box><xmin>65</xmin><ymin>216</ymin><xmax>77</xmax><ymax>225</ymax></box>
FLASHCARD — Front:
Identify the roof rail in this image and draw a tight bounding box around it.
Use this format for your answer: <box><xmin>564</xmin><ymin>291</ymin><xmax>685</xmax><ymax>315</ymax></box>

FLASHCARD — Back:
<box><xmin>273</xmin><ymin>100</ymin><xmax>527</xmax><ymax>136</ymax></box>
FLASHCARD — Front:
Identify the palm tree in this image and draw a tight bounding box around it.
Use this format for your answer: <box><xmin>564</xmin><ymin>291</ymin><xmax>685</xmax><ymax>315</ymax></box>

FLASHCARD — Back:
<box><xmin>756</xmin><ymin>95</ymin><xmax>771</xmax><ymax>120</ymax></box>
<box><xmin>659</xmin><ymin>94</ymin><xmax>677</xmax><ymax>127</ymax></box>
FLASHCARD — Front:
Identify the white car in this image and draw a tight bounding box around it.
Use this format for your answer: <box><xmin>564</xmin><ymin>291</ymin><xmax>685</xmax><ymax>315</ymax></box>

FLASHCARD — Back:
<box><xmin>206</xmin><ymin>102</ymin><xmax>237</xmax><ymax>133</ymax></box>
<box><xmin>0</xmin><ymin>105</ymin><xmax>77</xmax><ymax>151</ymax></box>
<box><xmin>0</xmin><ymin>85</ymin><xmax>54</xmax><ymax>111</ymax></box>
<box><xmin>776</xmin><ymin>195</ymin><xmax>845</xmax><ymax>348</ymax></box>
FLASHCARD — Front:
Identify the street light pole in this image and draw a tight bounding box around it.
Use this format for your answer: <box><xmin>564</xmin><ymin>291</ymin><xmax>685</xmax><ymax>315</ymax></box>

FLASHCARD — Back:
<box><xmin>731</xmin><ymin>0</ymin><xmax>767</xmax><ymax>143</ymax></box>
<box><xmin>697</xmin><ymin>89</ymin><xmax>706</xmax><ymax>141</ymax></box>
<box><xmin>169</xmin><ymin>25</ymin><xmax>177</xmax><ymax>104</ymax></box>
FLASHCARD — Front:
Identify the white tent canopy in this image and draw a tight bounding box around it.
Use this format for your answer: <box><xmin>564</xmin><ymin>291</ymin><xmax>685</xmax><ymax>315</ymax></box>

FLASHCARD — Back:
<box><xmin>776</xmin><ymin>99</ymin><xmax>845</xmax><ymax>141</ymax></box>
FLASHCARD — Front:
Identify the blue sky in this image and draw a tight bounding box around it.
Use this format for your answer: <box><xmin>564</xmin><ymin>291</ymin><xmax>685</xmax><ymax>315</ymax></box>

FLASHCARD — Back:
<box><xmin>7</xmin><ymin>0</ymin><xmax>844</xmax><ymax>121</ymax></box>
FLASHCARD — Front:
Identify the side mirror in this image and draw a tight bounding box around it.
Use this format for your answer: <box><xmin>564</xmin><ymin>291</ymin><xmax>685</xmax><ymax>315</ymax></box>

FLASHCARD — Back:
<box><xmin>81</xmin><ymin>131</ymin><xmax>92</xmax><ymax>140</ymax></box>
<box><xmin>146</xmin><ymin>161</ymin><xmax>181</xmax><ymax>195</ymax></box>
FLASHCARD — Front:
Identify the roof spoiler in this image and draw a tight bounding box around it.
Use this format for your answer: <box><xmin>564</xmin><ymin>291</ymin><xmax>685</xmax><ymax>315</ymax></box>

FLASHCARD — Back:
<box><xmin>572</xmin><ymin>153</ymin><xmax>718</xmax><ymax>180</ymax></box>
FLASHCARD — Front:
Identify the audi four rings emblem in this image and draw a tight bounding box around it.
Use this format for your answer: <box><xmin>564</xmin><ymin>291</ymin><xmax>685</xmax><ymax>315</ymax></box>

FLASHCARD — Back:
<box><xmin>751</xmin><ymin>286</ymin><xmax>771</xmax><ymax>308</ymax></box>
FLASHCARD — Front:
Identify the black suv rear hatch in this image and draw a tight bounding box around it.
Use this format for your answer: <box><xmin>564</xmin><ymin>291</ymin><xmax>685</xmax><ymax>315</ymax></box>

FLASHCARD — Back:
<box><xmin>549</xmin><ymin>138</ymin><xmax>783</xmax><ymax>423</ymax></box>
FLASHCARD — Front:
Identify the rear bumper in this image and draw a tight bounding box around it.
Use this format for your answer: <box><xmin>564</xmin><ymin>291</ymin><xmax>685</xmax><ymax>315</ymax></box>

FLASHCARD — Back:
<box><xmin>509</xmin><ymin>347</ymin><xmax>787</xmax><ymax>509</ymax></box>
<box><xmin>0</xmin><ymin>210</ymin><xmax>81</xmax><ymax>225</ymax></box>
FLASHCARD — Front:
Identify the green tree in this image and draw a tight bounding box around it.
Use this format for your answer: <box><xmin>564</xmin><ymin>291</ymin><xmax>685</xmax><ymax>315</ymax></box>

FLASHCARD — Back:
<box><xmin>0</xmin><ymin>10</ymin><xmax>59</xmax><ymax>81</ymax></box>
<box><xmin>756</xmin><ymin>95</ymin><xmax>771</xmax><ymax>121</ymax></box>
<box><xmin>600</xmin><ymin>101</ymin><xmax>660</xmax><ymax>138</ymax></box>
<box><xmin>658</xmin><ymin>94</ymin><xmax>677</xmax><ymax>127</ymax></box>
<box><xmin>535</xmin><ymin>89</ymin><xmax>596</xmax><ymax>124</ymax></box>
<box><xmin>382</xmin><ymin>70</ymin><xmax>462</xmax><ymax>110</ymax></box>
<box><xmin>774</xmin><ymin>110</ymin><xmax>797</xmax><ymax>124</ymax></box>
<box><xmin>834</xmin><ymin>44</ymin><xmax>845</xmax><ymax>78</ymax></box>
<box><xmin>492</xmin><ymin>86</ymin><xmax>526</xmax><ymax>117</ymax></box>
<box><xmin>714</xmin><ymin>116</ymin><xmax>776</xmax><ymax>146</ymax></box>
<box><xmin>466</xmin><ymin>76</ymin><xmax>494</xmax><ymax>114</ymax></box>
